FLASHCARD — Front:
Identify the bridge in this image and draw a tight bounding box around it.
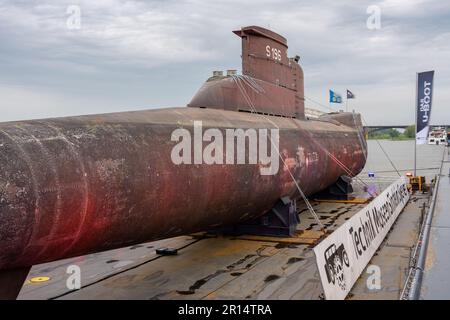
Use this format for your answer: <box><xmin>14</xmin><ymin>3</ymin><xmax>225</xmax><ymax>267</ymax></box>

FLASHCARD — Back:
<box><xmin>364</xmin><ymin>125</ymin><xmax>449</xmax><ymax>134</ymax></box>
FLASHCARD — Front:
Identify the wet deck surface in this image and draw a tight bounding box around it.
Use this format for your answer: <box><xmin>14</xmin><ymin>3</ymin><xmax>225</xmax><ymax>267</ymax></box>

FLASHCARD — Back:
<box><xmin>421</xmin><ymin>150</ymin><xmax>450</xmax><ymax>299</ymax></box>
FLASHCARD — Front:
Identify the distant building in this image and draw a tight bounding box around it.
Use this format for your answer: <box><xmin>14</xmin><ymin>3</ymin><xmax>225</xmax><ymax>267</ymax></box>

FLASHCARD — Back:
<box><xmin>428</xmin><ymin>127</ymin><xmax>447</xmax><ymax>145</ymax></box>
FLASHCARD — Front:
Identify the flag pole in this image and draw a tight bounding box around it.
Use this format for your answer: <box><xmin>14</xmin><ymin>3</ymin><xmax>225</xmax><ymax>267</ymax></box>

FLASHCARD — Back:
<box><xmin>414</xmin><ymin>73</ymin><xmax>418</xmax><ymax>177</ymax></box>
<box><xmin>329</xmin><ymin>90</ymin><xmax>332</xmax><ymax>111</ymax></box>
<box><xmin>345</xmin><ymin>89</ymin><xmax>348</xmax><ymax>112</ymax></box>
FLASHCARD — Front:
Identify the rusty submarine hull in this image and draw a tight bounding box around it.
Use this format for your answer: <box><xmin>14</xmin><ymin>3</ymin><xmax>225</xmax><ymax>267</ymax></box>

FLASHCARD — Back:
<box><xmin>0</xmin><ymin>26</ymin><xmax>367</xmax><ymax>297</ymax></box>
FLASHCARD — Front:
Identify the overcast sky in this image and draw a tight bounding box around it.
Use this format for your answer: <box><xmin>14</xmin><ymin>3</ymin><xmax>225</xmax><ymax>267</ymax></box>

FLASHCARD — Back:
<box><xmin>0</xmin><ymin>0</ymin><xmax>449</xmax><ymax>125</ymax></box>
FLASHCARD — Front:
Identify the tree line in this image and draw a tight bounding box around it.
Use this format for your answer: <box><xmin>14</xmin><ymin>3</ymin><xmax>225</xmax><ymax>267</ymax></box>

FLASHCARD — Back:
<box><xmin>368</xmin><ymin>125</ymin><xmax>415</xmax><ymax>140</ymax></box>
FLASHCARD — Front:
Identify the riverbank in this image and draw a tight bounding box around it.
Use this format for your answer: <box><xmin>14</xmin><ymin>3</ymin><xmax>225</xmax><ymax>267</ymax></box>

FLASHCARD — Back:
<box><xmin>368</xmin><ymin>137</ymin><xmax>414</xmax><ymax>141</ymax></box>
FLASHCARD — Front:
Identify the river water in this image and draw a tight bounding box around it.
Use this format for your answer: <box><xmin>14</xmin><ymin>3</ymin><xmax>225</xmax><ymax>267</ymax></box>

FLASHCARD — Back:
<box><xmin>359</xmin><ymin>140</ymin><xmax>445</xmax><ymax>180</ymax></box>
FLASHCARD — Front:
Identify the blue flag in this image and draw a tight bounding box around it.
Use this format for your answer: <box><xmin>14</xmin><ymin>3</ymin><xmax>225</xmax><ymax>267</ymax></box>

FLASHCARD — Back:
<box><xmin>329</xmin><ymin>90</ymin><xmax>342</xmax><ymax>103</ymax></box>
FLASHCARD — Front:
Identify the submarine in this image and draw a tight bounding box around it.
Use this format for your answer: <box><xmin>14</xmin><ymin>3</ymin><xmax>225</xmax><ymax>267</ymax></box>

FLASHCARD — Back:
<box><xmin>0</xmin><ymin>26</ymin><xmax>367</xmax><ymax>299</ymax></box>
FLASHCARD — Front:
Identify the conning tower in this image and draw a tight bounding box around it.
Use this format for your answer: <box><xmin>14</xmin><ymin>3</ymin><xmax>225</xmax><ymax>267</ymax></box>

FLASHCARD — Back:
<box><xmin>189</xmin><ymin>26</ymin><xmax>305</xmax><ymax>119</ymax></box>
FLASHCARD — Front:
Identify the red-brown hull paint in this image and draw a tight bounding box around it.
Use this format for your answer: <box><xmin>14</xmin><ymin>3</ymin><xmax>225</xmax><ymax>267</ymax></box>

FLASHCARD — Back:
<box><xmin>188</xmin><ymin>76</ymin><xmax>302</xmax><ymax>118</ymax></box>
<box><xmin>0</xmin><ymin>107</ymin><xmax>366</xmax><ymax>270</ymax></box>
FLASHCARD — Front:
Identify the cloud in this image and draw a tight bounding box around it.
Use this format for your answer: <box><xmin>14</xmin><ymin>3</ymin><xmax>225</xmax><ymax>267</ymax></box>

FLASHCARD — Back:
<box><xmin>0</xmin><ymin>0</ymin><xmax>449</xmax><ymax>124</ymax></box>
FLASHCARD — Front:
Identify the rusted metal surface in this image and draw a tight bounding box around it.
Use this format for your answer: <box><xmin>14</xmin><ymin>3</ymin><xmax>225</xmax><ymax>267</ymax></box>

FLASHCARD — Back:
<box><xmin>0</xmin><ymin>107</ymin><xmax>366</xmax><ymax>271</ymax></box>
<box><xmin>188</xmin><ymin>76</ymin><xmax>300</xmax><ymax>118</ymax></box>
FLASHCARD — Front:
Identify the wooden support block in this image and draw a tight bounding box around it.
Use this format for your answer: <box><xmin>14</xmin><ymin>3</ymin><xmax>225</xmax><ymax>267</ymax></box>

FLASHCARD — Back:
<box><xmin>314</xmin><ymin>198</ymin><xmax>371</xmax><ymax>204</ymax></box>
<box><xmin>233</xmin><ymin>229</ymin><xmax>325</xmax><ymax>245</ymax></box>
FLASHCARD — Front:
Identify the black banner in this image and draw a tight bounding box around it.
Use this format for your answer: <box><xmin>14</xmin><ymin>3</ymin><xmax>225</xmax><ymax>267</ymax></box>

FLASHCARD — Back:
<box><xmin>416</xmin><ymin>71</ymin><xmax>435</xmax><ymax>144</ymax></box>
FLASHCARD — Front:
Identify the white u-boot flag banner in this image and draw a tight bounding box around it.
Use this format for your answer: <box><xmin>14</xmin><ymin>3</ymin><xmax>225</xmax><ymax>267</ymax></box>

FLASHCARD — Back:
<box><xmin>313</xmin><ymin>176</ymin><xmax>410</xmax><ymax>300</ymax></box>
